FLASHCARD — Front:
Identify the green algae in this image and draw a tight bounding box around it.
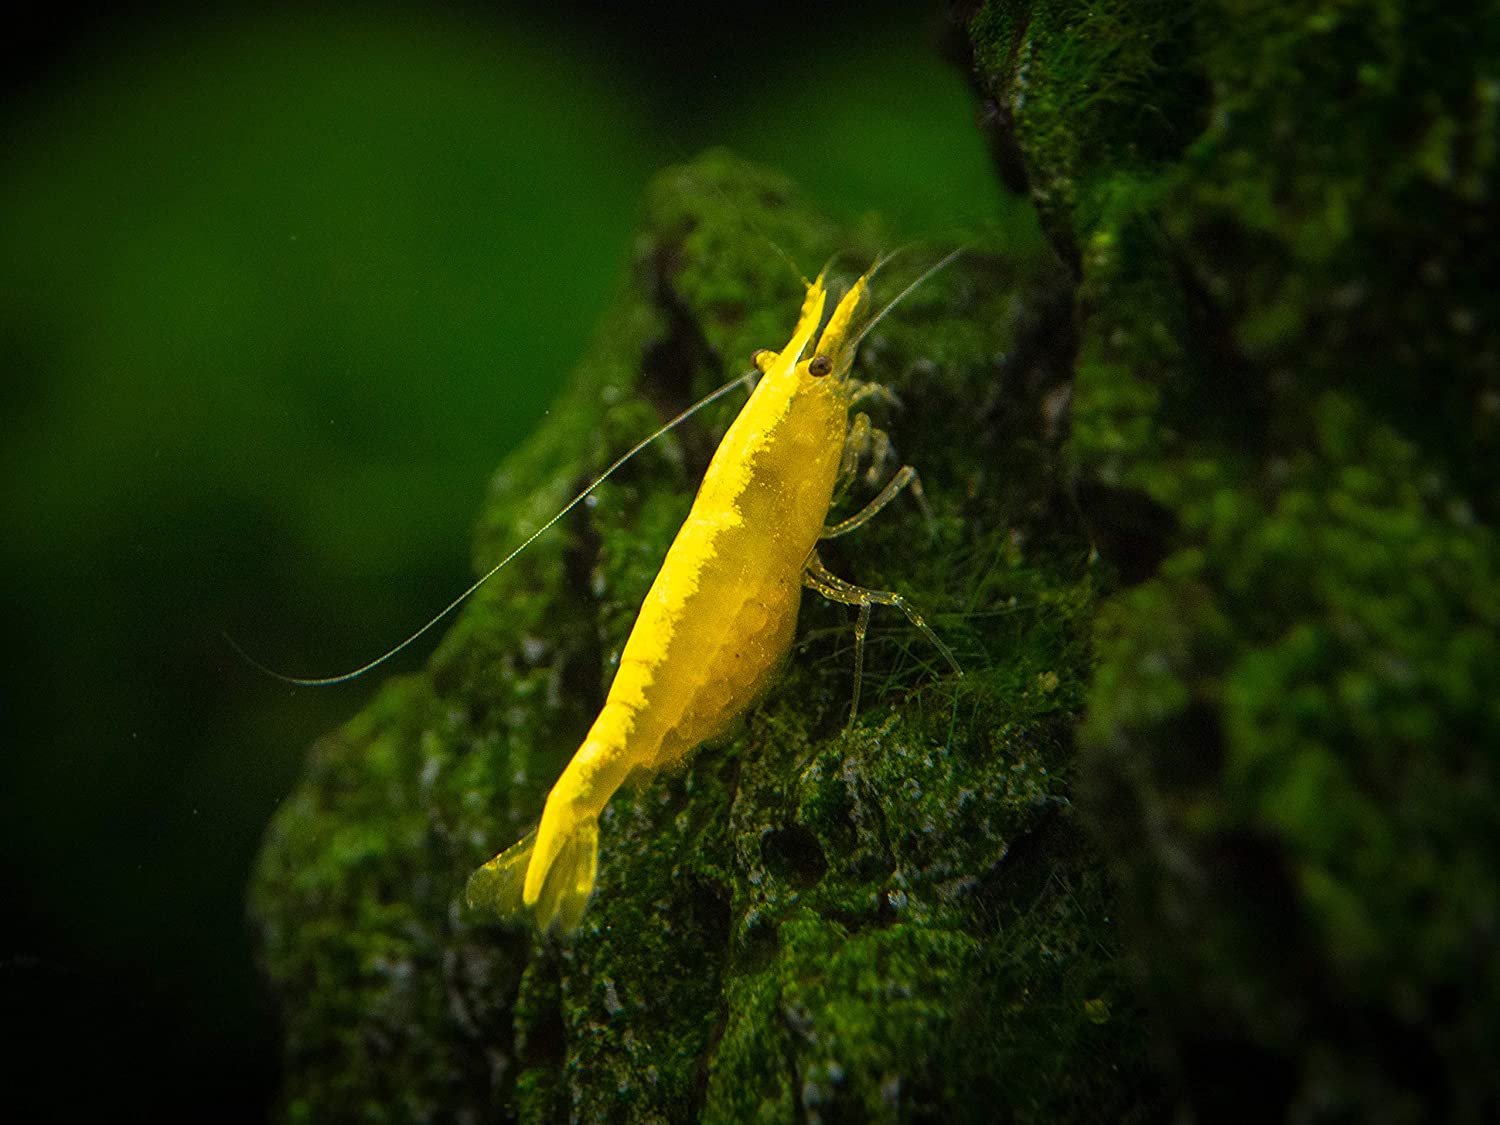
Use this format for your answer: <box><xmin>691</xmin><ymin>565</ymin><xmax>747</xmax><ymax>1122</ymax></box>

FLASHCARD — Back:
<box><xmin>250</xmin><ymin>148</ymin><xmax>1151</xmax><ymax>1120</ymax></box>
<box><xmin>969</xmin><ymin>1</ymin><xmax>1499</xmax><ymax>1118</ymax></box>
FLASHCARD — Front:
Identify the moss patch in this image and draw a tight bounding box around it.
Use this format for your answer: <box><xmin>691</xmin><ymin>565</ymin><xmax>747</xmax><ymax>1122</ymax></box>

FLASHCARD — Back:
<box><xmin>968</xmin><ymin>1</ymin><xmax>1500</xmax><ymax>1118</ymax></box>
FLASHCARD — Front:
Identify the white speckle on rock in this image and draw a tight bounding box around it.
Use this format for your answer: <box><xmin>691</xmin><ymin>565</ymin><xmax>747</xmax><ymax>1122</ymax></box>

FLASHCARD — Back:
<box><xmin>602</xmin><ymin>978</ymin><xmax>623</xmax><ymax>1015</ymax></box>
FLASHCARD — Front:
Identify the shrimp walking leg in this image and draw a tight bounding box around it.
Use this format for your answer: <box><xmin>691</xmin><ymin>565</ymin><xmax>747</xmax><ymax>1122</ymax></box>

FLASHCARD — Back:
<box><xmin>831</xmin><ymin>410</ymin><xmax>935</xmax><ymax>529</ymax></box>
<box><xmin>835</xmin><ymin>412</ymin><xmax>895</xmax><ymax>499</ymax></box>
<box><xmin>847</xmin><ymin>379</ymin><xmax>903</xmax><ymax>411</ymax></box>
<box><xmin>802</xmin><ymin>550</ymin><xmax>962</xmax><ymax>725</ymax></box>
<box><xmin>822</xmin><ymin>465</ymin><xmax>919</xmax><ymax>539</ymax></box>
<box><xmin>831</xmin><ymin>412</ymin><xmax>872</xmax><ymax>506</ymax></box>
<box><xmin>863</xmin><ymin>426</ymin><xmax>895</xmax><ymax>487</ymax></box>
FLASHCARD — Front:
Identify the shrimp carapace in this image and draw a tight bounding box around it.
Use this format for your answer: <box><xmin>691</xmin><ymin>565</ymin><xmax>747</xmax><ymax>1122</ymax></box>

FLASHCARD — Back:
<box><xmin>468</xmin><ymin>260</ymin><xmax>960</xmax><ymax>934</ymax></box>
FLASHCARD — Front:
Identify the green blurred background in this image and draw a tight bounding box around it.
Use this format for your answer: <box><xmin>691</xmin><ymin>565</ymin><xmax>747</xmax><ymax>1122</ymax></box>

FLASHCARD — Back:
<box><xmin>1</xmin><ymin>1</ymin><xmax>1006</xmax><ymax>1116</ymax></box>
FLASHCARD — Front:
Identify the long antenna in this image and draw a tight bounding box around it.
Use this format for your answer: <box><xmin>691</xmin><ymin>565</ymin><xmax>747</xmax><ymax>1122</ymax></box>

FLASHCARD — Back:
<box><xmin>850</xmin><ymin>247</ymin><xmax>965</xmax><ymax>355</ymax></box>
<box><xmin>227</xmin><ymin>369</ymin><xmax>757</xmax><ymax>686</ymax></box>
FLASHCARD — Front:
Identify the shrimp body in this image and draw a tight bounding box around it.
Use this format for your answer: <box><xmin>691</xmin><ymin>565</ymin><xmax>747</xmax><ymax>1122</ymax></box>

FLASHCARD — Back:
<box><xmin>468</xmin><ymin>270</ymin><xmax>874</xmax><ymax>932</ymax></box>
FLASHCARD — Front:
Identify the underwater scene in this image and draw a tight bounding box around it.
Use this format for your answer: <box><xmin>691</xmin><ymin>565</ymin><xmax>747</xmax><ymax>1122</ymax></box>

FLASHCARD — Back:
<box><xmin>3</xmin><ymin>1</ymin><xmax>1496</xmax><ymax>1121</ymax></box>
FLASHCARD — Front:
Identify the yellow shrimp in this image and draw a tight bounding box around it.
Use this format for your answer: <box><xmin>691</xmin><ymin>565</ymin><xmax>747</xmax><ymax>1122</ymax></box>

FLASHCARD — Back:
<box><xmin>466</xmin><ymin>260</ymin><xmax>962</xmax><ymax>934</ymax></box>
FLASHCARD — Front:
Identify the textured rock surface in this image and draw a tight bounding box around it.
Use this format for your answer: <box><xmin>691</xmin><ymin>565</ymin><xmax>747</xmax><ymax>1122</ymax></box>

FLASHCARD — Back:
<box><xmin>967</xmin><ymin>1</ymin><xmax>1499</xmax><ymax>1120</ymax></box>
<box><xmin>250</xmin><ymin>150</ymin><xmax>1155</xmax><ymax>1121</ymax></box>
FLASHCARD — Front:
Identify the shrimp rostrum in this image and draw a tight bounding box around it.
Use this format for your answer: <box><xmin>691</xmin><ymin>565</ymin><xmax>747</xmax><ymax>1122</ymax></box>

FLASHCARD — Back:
<box><xmin>467</xmin><ymin>261</ymin><xmax>961</xmax><ymax>934</ymax></box>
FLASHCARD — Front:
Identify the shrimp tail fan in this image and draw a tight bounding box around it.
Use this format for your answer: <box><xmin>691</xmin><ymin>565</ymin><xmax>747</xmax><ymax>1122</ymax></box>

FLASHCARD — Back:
<box><xmin>466</xmin><ymin>819</ymin><xmax>600</xmax><ymax>935</ymax></box>
<box><xmin>529</xmin><ymin>818</ymin><xmax>600</xmax><ymax>934</ymax></box>
<box><xmin>466</xmin><ymin>828</ymin><xmax>537</xmax><ymax>921</ymax></box>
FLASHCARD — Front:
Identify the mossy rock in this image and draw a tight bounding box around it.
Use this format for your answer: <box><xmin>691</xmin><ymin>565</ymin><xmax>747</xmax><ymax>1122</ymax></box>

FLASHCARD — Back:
<box><xmin>249</xmin><ymin>150</ymin><xmax>1157</xmax><ymax>1121</ymax></box>
<box><xmin>967</xmin><ymin>1</ymin><xmax>1499</xmax><ymax>1120</ymax></box>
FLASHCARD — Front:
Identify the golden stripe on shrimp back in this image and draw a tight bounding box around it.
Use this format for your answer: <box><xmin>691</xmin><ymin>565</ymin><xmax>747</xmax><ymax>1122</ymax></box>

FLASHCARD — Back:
<box><xmin>467</xmin><ymin>269</ymin><xmax>871</xmax><ymax>933</ymax></box>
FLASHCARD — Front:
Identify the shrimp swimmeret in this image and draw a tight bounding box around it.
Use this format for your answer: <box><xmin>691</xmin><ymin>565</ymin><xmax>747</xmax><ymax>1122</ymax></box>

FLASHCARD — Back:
<box><xmin>467</xmin><ymin>260</ymin><xmax>963</xmax><ymax>934</ymax></box>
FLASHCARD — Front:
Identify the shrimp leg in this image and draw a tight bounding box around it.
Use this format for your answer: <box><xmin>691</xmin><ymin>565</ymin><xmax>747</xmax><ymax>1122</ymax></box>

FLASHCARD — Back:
<box><xmin>827</xmin><ymin>408</ymin><xmax>935</xmax><ymax>534</ymax></box>
<box><xmin>821</xmin><ymin>465</ymin><xmax>919</xmax><ymax>539</ymax></box>
<box><xmin>830</xmin><ymin>412</ymin><xmax>871</xmax><ymax>507</ymax></box>
<box><xmin>847</xmin><ymin>379</ymin><xmax>903</xmax><ymax>411</ymax></box>
<box><xmin>802</xmin><ymin>550</ymin><xmax>962</xmax><ymax>726</ymax></box>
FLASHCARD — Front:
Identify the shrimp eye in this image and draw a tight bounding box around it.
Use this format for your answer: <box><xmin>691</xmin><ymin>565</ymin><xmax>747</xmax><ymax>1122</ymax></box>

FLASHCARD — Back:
<box><xmin>808</xmin><ymin>354</ymin><xmax>833</xmax><ymax>377</ymax></box>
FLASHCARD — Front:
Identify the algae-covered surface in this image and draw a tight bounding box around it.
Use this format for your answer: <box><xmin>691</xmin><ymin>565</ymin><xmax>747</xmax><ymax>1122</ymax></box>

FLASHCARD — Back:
<box><xmin>250</xmin><ymin>149</ymin><xmax>1151</xmax><ymax>1121</ymax></box>
<box><xmin>254</xmin><ymin>3</ymin><xmax>1499</xmax><ymax>1119</ymax></box>
<box><xmin>968</xmin><ymin>0</ymin><xmax>1499</xmax><ymax>1120</ymax></box>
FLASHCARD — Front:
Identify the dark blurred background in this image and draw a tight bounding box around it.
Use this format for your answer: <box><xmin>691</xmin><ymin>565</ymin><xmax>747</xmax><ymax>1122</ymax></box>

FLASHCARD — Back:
<box><xmin>1</xmin><ymin>1</ymin><xmax>1006</xmax><ymax>1117</ymax></box>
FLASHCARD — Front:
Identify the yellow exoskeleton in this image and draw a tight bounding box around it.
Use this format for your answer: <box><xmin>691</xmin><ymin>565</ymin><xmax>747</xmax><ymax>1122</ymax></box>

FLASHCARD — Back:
<box><xmin>466</xmin><ymin>260</ymin><xmax>962</xmax><ymax>933</ymax></box>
